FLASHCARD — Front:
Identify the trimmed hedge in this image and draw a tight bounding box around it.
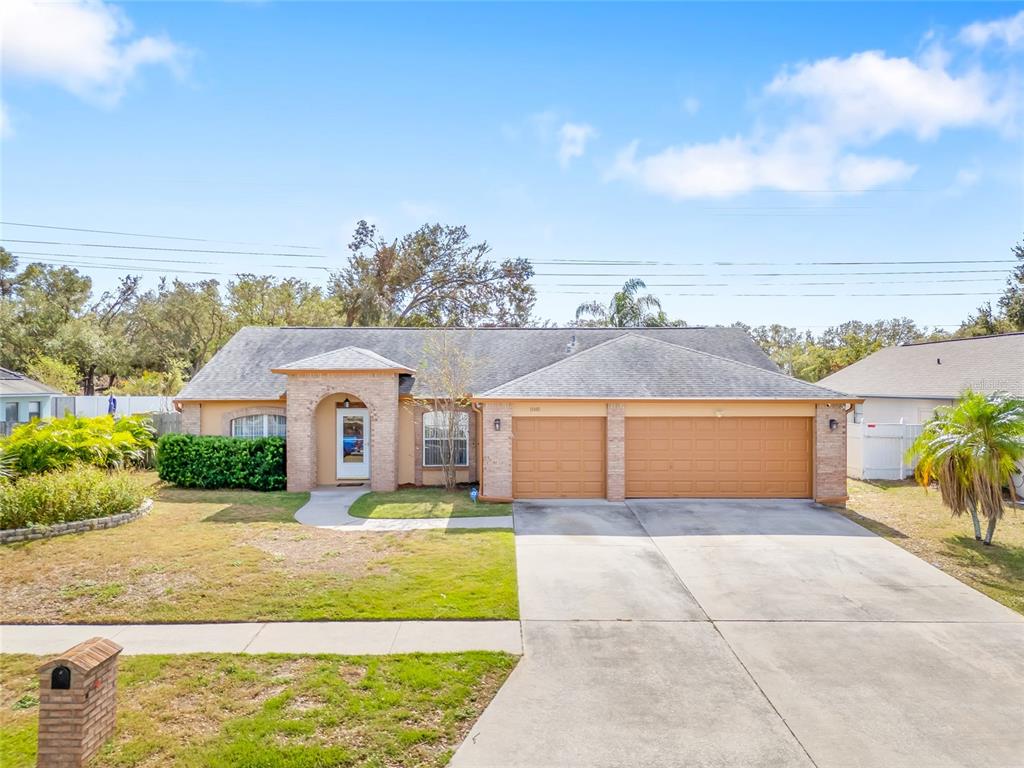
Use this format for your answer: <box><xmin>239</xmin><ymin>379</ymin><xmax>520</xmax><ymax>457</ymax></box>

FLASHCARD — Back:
<box><xmin>0</xmin><ymin>466</ymin><xmax>147</xmax><ymax>530</ymax></box>
<box><xmin>156</xmin><ymin>434</ymin><xmax>287</xmax><ymax>491</ymax></box>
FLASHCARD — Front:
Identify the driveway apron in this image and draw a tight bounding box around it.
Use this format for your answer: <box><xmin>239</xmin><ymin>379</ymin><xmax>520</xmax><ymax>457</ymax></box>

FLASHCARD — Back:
<box><xmin>452</xmin><ymin>498</ymin><xmax>1024</xmax><ymax>768</ymax></box>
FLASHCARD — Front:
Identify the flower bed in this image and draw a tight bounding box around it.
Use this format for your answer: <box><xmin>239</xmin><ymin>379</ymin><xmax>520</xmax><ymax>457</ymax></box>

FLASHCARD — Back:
<box><xmin>0</xmin><ymin>467</ymin><xmax>147</xmax><ymax>532</ymax></box>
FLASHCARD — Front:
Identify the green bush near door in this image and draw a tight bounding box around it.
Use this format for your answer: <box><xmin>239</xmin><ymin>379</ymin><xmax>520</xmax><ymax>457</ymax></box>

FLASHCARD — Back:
<box><xmin>156</xmin><ymin>434</ymin><xmax>286</xmax><ymax>491</ymax></box>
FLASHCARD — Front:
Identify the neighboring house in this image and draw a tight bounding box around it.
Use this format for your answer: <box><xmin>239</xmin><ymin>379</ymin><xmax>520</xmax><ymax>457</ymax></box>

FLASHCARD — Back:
<box><xmin>0</xmin><ymin>367</ymin><xmax>63</xmax><ymax>436</ymax></box>
<box><xmin>174</xmin><ymin>326</ymin><xmax>857</xmax><ymax>503</ymax></box>
<box><xmin>818</xmin><ymin>333</ymin><xmax>1024</xmax><ymax>480</ymax></box>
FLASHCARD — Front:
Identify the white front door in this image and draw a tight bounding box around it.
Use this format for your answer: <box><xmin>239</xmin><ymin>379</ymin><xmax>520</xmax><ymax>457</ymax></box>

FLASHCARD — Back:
<box><xmin>336</xmin><ymin>408</ymin><xmax>370</xmax><ymax>480</ymax></box>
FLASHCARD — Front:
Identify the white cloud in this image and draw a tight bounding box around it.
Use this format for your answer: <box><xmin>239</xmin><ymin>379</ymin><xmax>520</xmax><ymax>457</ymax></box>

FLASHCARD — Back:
<box><xmin>557</xmin><ymin>122</ymin><xmax>596</xmax><ymax>167</ymax></box>
<box><xmin>682</xmin><ymin>97</ymin><xmax>700</xmax><ymax>116</ymax></box>
<box><xmin>766</xmin><ymin>50</ymin><xmax>1012</xmax><ymax>140</ymax></box>
<box><xmin>0</xmin><ymin>0</ymin><xmax>186</xmax><ymax>106</ymax></box>
<box><xmin>0</xmin><ymin>102</ymin><xmax>11</xmax><ymax>139</ymax></box>
<box><xmin>610</xmin><ymin>45</ymin><xmax>1013</xmax><ymax>199</ymax></box>
<box><xmin>960</xmin><ymin>10</ymin><xmax>1024</xmax><ymax>49</ymax></box>
<box><xmin>609</xmin><ymin>135</ymin><xmax>915</xmax><ymax>199</ymax></box>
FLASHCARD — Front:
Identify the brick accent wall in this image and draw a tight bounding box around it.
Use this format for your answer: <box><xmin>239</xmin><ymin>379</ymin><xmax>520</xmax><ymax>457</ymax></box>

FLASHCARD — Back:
<box><xmin>606</xmin><ymin>403</ymin><xmax>626</xmax><ymax>501</ymax></box>
<box><xmin>284</xmin><ymin>373</ymin><xmax>400</xmax><ymax>493</ymax></box>
<box><xmin>814</xmin><ymin>403</ymin><xmax>848</xmax><ymax>504</ymax></box>
<box><xmin>37</xmin><ymin>637</ymin><xmax>122</xmax><ymax>767</ymax></box>
<box><xmin>180</xmin><ymin>402</ymin><xmax>200</xmax><ymax>435</ymax></box>
<box><xmin>219</xmin><ymin>405</ymin><xmax>286</xmax><ymax>436</ymax></box>
<box><xmin>480</xmin><ymin>401</ymin><xmax>513</xmax><ymax>499</ymax></box>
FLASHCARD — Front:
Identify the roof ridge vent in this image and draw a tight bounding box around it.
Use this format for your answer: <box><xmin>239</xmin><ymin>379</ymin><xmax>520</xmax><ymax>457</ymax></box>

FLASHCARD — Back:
<box><xmin>565</xmin><ymin>333</ymin><xmax>577</xmax><ymax>354</ymax></box>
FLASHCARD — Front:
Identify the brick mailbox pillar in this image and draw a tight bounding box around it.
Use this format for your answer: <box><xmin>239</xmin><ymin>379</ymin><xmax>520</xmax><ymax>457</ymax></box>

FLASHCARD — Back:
<box><xmin>36</xmin><ymin>637</ymin><xmax>123</xmax><ymax>768</ymax></box>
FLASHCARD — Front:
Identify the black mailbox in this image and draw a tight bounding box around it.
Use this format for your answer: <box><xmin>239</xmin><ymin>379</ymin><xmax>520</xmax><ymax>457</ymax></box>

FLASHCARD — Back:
<box><xmin>51</xmin><ymin>665</ymin><xmax>71</xmax><ymax>690</ymax></box>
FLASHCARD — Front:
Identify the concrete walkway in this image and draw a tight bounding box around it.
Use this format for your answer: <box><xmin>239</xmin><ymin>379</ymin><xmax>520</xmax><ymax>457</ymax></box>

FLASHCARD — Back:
<box><xmin>295</xmin><ymin>486</ymin><xmax>513</xmax><ymax>531</ymax></box>
<box><xmin>0</xmin><ymin>620</ymin><xmax>522</xmax><ymax>656</ymax></box>
<box><xmin>451</xmin><ymin>498</ymin><xmax>1024</xmax><ymax>768</ymax></box>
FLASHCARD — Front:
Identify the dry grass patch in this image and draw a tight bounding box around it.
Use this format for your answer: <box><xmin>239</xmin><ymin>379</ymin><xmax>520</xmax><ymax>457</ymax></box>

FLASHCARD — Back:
<box><xmin>0</xmin><ymin>478</ymin><xmax>518</xmax><ymax>623</ymax></box>
<box><xmin>0</xmin><ymin>652</ymin><xmax>518</xmax><ymax>768</ymax></box>
<box><xmin>839</xmin><ymin>480</ymin><xmax>1024</xmax><ymax>615</ymax></box>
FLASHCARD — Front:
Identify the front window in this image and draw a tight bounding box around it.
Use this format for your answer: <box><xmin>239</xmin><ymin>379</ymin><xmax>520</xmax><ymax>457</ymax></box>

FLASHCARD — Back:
<box><xmin>4</xmin><ymin>402</ymin><xmax>19</xmax><ymax>424</ymax></box>
<box><xmin>231</xmin><ymin>414</ymin><xmax>287</xmax><ymax>438</ymax></box>
<box><xmin>422</xmin><ymin>411</ymin><xmax>469</xmax><ymax>466</ymax></box>
<box><xmin>27</xmin><ymin>401</ymin><xmax>41</xmax><ymax>420</ymax></box>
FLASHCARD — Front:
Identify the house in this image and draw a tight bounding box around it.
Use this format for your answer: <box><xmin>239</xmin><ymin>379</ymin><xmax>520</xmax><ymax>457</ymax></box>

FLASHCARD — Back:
<box><xmin>818</xmin><ymin>333</ymin><xmax>1024</xmax><ymax>480</ymax></box>
<box><xmin>174</xmin><ymin>326</ymin><xmax>857</xmax><ymax>503</ymax></box>
<box><xmin>0</xmin><ymin>367</ymin><xmax>63</xmax><ymax>436</ymax></box>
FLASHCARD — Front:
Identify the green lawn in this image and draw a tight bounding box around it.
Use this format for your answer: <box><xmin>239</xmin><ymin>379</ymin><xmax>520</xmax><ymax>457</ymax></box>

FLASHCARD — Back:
<box><xmin>839</xmin><ymin>480</ymin><xmax>1024</xmax><ymax>616</ymax></box>
<box><xmin>348</xmin><ymin>488</ymin><xmax>512</xmax><ymax>519</ymax></box>
<box><xmin>0</xmin><ymin>651</ymin><xmax>517</xmax><ymax>768</ymax></box>
<box><xmin>0</xmin><ymin>478</ymin><xmax>518</xmax><ymax>623</ymax></box>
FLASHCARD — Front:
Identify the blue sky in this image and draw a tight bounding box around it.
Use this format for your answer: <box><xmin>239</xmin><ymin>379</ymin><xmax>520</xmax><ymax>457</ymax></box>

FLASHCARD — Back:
<box><xmin>2</xmin><ymin>1</ymin><xmax>1022</xmax><ymax>331</ymax></box>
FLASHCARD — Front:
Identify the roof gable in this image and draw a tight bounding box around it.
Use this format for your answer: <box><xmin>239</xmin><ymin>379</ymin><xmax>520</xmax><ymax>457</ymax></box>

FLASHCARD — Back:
<box><xmin>477</xmin><ymin>333</ymin><xmax>848</xmax><ymax>400</ymax></box>
<box><xmin>818</xmin><ymin>333</ymin><xmax>1024</xmax><ymax>398</ymax></box>
<box><xmin>271</xmin><ymin>346</ymin><xmax>413</xmax><ymax>374</ymax></box>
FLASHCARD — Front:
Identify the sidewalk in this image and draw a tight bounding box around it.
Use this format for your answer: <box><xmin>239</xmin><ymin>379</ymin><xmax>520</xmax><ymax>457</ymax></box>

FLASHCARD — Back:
<box><xmin>296</xmin><ymin>486</ymin><xmax>513</xmax><ymax>531</ymax></box>
<box><xmin>0</xmin><ymin>621</ymin><xmax>522</xmax><ymax>656</ymax></box>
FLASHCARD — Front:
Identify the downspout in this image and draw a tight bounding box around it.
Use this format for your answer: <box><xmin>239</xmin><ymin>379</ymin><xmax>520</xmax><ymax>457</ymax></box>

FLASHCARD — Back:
<box><xmin>471</xmin><ymin>400</ymin><xmax>484</xmax><ymax>494</ymax></box>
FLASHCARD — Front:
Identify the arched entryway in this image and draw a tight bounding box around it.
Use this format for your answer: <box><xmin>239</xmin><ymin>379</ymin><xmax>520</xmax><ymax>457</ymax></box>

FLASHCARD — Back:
<box><xmin>283</xmin><ymin>372</ymin><xmax>400</xmax><ymax>492</ymax></box>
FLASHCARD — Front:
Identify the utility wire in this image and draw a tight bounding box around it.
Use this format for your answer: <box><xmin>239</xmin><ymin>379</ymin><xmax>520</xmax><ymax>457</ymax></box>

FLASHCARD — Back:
<box><xmin>0</xmin><ymin>221</ymin><xmax>322</xmax><ymax>250</ymax></box>
<box><xmin>533</xmin><ymin>259</ymin><xmax>1015</xmax><ymax>266</ymax></box>
<box><xmin>12</xmin><ymin>251</ymin><xmax>331</xmax><ymax>271</ymax></box>
<box><xmin>1</xmin><ymin>239</ymin><xmax>329</xmax><ymax>259</ymax></box>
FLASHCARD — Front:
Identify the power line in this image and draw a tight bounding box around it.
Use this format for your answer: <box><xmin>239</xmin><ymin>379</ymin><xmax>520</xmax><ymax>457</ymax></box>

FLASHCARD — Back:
<box><xmin>543</xmin><ymin>290</ymin><xmax>997</xmax><ymax>298</ymax></box>
<box><xmin>533</xmin><ymin>259</ymin><xmax>1015</xmax><ymax>266</ymax></box>
<box><xmin>535</xmin><ymin>269</ymin><xmax>1009</xmax><ymax>278</ymax></box>
<box><xmin>12</xmin><ymin>250</ymin><xmax>331</xmax><ymax>271</ymax></box>
<box><xmin>1</xmin><ymin>239</ymin><xmax>329</xmax><ymax>259</ymax></box>
<box><xmin>10</xmin><ymin>257</ymin><xmax>328</xmax><ymax>278</ymax></box>
<box><xmin>0</xmin><ymin>221</ymin><xmax>323</xmax><ymax>250</ymax></box>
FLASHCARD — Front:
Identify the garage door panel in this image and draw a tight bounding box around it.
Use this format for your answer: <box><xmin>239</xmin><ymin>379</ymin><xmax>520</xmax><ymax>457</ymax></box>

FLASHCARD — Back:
<box><xmin>626</xmin><ymin>416</ymin><xmax>812</xmax><ymax>499</ymax></box>
<box><xmin>513</xmin><ymin>417</ymin><xmax>606</xmax><ymax>499</ymax></box>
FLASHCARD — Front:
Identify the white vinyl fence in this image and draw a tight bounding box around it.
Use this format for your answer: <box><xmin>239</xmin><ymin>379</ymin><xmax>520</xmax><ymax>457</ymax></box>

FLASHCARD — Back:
<box><xmin>53</xmin><ymin>396</ymin><xmax>176</xmax><ymax>418</ymax></box>
<box><xmin>848</xmin><ymin>422</ymin><xmax>925</xmax><ymax>481</ymax></box>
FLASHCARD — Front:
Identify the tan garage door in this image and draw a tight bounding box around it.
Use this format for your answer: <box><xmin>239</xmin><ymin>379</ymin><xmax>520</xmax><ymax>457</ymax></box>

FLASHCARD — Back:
<box><xmin>513</xmin><ymin>417</ymin><xmax>606</xmax><ymax>498</ymax></box>
<box><xmin>626</xmin><ymin>417</ymin><xmax>812</xmax><ymax>498</ymax></box>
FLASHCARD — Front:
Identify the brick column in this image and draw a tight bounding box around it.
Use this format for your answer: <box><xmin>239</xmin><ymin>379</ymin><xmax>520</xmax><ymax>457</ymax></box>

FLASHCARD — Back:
<box><xmin>285</xmin><ymin>391</ymin><xmax>314</xmax><ymax>492</ymax></box>
<box><xmin>37</xmin><ymin>637</ymin><xmax>122</xmax><ymax>768</ymax></box>
<box><xmin>179</xmin><ymin>402</ymin><xmax>200</xmax><ymax>435</ymax></box>
<box><xmin>481</xmin><ymin>401</ymin><xmax>513</xmax><ymax>499</ymax></box>
<box><xmin>606</xmin><ymin>403</ymin><xmax>626</xmax><ymax>501</ymax></box>
<box><xmin>814</xmin><ymin>403</ymin><xmax>848</xmax><ymax>505</ymax></box>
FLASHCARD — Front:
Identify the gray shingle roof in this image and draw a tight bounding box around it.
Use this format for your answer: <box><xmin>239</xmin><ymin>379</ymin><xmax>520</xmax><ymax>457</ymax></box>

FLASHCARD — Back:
<box><xmin>176</xmin><ymin>326</ymin><xmax>783</xmax><ymax>401</ymax></box>
<box><xmin>818</xmin><ymin>333</ymin><xmax>1024</xmax><ymax>399</ymax></box>
<box><xmin>272</xmin><ymin>346</ymin><xmax>412</xmax><ymax>373</ymax></box>
<box><xmin>477</xmin><ymin>334</ymin><xmax>848</xmax><ymax>400</ymax></box>
<box><xmin>0</xmin><ymin>367</ymin><xmax>63</xmax><ymax>396</ymax></box>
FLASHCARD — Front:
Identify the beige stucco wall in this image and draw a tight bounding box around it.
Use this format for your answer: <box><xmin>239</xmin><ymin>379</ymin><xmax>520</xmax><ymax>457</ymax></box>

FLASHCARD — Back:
<box><xmin>314</xmin><ymin>394</ymin><xmax>367</xmax><ymax>486</ymax></box>
<box><xmin>195</xmin><ymin>400</ymin><xmax>287</xmax><ymax>435</ymax></box>
<box><xmin>508</xmin><ymin>400</ymin><xmax>816</xmax><ymax>418</ymax></box>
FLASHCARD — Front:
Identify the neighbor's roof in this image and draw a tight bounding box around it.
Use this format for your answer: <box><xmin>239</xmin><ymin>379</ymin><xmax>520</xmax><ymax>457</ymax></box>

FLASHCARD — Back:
<box><xmin>476</xmin><ymin>334</ymin><xmax>850</xmax><ymax>400</ymax></box>
<box><xmin>176</xmin><ymin>326</ymin><xmax>779</xmax><ymax>400</ymax></box>
<box><xmin>818</xmin><ymin>333</ymin><xmax>1024</xmax><ymax>399</ymax></box>
<box><xmin>0</xmin><ymin>367</ymin><xmax>63</xmax><ymax>397</ymax></box>
<box><xmin>271</xmin><ymin>346</ymin><xmax>413</xmax><ymax>374</ymax></box>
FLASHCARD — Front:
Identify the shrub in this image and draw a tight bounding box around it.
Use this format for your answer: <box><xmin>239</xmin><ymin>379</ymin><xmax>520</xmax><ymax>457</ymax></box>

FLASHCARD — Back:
<box><xmin>0</xmin><ymin>466</ymin><xmax>147</xmax><ymax>530</ymax></box>
<box><xmin>0</xmin><ymin>414</ymin><xmax>156</xmax><ymax>476</ymax></box>
<box><xmin>156</xmin><ymin>434</ymin><xmax>286</xmax><ymax>491</ymax></box>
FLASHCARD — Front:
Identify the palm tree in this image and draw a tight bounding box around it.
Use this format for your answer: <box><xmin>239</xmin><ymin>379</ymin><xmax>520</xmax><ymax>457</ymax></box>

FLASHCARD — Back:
<box><xmin>574</xmin><ymin>279</ymin><xmax>669</xmax><ymax>327</ymax></box>
<box><xmin>908</xmin><ymin>391</ymin><xmax>1024</xmax><ymax>545</ymax></box>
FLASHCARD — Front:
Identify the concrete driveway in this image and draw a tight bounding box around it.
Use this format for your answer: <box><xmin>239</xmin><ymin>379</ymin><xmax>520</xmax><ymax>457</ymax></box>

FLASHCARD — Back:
<box><xmin>451</xmin><ymin>499</ymin><xmax>1024</xmax><ymax>768</ymax></box>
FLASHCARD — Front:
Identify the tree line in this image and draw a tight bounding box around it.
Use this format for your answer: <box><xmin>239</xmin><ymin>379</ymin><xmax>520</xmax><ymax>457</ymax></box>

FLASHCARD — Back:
<box><xmin>0</xmin><ymin>222</ymin><xmax>536</xmax><ymax>394</ymax></box>
<box><xmin>1</xmin><ymin>224</ymin><xmax>1020</xmax><ymax>393</ymax></box>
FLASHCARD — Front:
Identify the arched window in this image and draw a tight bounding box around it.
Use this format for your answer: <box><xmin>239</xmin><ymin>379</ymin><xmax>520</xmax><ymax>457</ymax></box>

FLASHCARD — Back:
<box><xmin>231</xmin><ymin>414</ymin><xmax>287</xmax><ymax>438</ymax></box>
